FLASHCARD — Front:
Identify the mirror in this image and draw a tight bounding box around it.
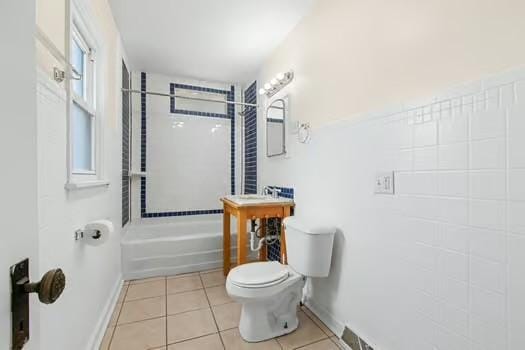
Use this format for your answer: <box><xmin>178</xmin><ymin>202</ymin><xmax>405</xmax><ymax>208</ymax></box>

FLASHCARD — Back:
<box><xmin>266</xmin><ymin>99</ymin><xmax>286</xmax><ymax>157</ymax></box>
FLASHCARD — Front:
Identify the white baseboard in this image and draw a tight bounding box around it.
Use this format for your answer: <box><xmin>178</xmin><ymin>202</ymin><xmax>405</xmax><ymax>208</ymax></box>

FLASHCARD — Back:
<box><xmin>304</xmin><ymin>298</ymin><xmax>345</xmax><ymax>339</ymax></box>
<box><xmin>86</xmin><ymin>274</ymin><xmax>123</xmax><ymax>350</ymax></box>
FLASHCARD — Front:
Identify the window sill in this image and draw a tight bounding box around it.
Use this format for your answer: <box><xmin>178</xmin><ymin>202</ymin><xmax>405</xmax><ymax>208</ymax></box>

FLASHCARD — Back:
<box><xmin>65</xmin><ymin>180</ymin><xmax>110</xmax><ymax>191</ymax></box>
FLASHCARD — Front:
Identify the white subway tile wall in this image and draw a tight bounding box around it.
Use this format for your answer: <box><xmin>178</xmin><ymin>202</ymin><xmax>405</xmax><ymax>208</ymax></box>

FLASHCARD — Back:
<box><xmin>261</xmin><ymin>72</ymin><xmax>525</xmax><ymax>349</ymax></box>
<box><xmin>385</xmin><ymin>81</ymin><xmax>523</xmax><ymax>349</ymax></box>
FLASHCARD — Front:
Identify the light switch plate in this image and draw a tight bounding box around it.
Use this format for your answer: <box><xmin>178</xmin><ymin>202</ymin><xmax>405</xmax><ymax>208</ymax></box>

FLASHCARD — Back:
<box><xmin>375</xmin><ymin>171</ymin><xmax>394</xmax><ymax>194</ymax></box>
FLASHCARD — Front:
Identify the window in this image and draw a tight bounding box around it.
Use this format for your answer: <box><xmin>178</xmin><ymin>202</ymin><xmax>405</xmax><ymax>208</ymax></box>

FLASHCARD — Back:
<box><xmin>70</xmin><ymin>22</ymin><xmax>96</xmax><ymax>175</ymax></box>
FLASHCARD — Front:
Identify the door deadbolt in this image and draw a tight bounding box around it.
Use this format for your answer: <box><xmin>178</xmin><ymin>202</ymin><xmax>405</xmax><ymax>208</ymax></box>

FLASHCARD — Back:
<box><xmin>11</xmin><ymin>259</ymin><xmax>66</xmax><ymax>349</ymax></box>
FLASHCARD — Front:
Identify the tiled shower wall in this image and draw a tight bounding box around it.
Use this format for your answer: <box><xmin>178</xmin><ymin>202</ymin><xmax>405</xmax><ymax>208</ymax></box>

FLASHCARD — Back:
<box><xmin>260</xmin><ymin>69</ymin><xmax>525</xmax><ymax>349</ymax></box>
<box><xmin>131</xmin><ymin>72</ymin><xmax>241</xmax><ymax>219</ymax></box>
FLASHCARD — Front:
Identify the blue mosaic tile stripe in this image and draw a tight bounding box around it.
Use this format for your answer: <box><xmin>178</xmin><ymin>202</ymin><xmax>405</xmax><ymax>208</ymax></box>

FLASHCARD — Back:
<box><xmin>140</xmin><ymin>72</ymin><xmax>147</xmax><ymax>216</ymax></box>
<box><xmin>170</xmin><ymin>83</ymin><xmax>231</xmax><ymax>119</ymax></box>
<box><xmin>244</xmin><ymin>81</ymin><xmax>257</xmax><ymax>194</ymax></box>
<box><xmin>228</xmin><ymin>85</ymin><xmax>236</xmax><ymax>195</ymax></box>
<box><xmin>267</xmin><ymin>186</ymin><xmax>295</xmax><ymax>262</ymax></box>
<box><xmin>140</xmin><ymin>74</ymin><xmax>236</xmax><ymax>217</ymax></box>
<box><xmin>143</xmin><ymin>209</ymin><xmax>223</xmax><ymax>218</ymax></box>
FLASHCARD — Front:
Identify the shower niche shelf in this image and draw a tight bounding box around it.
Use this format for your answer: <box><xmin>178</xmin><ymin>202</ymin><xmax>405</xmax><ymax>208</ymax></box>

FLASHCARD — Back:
<box><xmin>129</xmin><ymin>171</ymin><xmax>147</xmax><ymax>178</ymax></box>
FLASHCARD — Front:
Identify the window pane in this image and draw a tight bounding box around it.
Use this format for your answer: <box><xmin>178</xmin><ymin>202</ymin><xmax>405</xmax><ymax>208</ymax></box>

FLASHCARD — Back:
<box><xmin>72</xmin><ymin>102</ymin><xmax>93</xmax><ymax>172</ymax></box>
<box><xmin>72</xmin><ymin>39</ymin><xmax>85</xmax><ymax>98</ymax></box>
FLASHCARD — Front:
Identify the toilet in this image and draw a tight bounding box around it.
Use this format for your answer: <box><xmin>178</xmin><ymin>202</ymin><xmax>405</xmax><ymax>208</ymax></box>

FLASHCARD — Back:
<box><xmin>226</xmin><ymin>216</ymin><xmax>335</xmax><ymax>342</ymax></box>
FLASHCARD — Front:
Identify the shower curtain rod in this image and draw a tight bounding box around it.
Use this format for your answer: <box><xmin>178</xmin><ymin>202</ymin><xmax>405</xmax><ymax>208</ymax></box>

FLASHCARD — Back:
<box><xmin>122</xmin><ymin>88</ymin><xmax>259</xmax><ymax>108</ymax></box>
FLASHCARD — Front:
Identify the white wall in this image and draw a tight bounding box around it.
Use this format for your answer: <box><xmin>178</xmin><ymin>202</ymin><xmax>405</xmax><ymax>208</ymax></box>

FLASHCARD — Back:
<box><xmin>259</xmin><ymin>0</ymin><xmax>525</xmax><ymax>128</ymax></box>
<box><xmin>36</xmin><ymin>0</ymin><xmax>126</xmax><ymax>348</ymax></box>
<box><xmin>261</xmin><ymin>69</ymin><xmax>525</xmax><ymax>350</ymax></box>
<box><xmin>257</xmin><ymin>1</ymin><xmax>525</xmax><ymax>349</ymax></box>
<box><xmin>0</xmin><ymin>1</ymin><xmax>40</xmax><ymax>349</ymax></box>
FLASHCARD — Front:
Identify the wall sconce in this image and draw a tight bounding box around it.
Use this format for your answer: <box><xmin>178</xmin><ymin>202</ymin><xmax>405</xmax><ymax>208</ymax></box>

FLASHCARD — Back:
<box><xmin>259</xmin><ymin>71</ymin><xmax>294</xmax><ymax>98</ymax></box>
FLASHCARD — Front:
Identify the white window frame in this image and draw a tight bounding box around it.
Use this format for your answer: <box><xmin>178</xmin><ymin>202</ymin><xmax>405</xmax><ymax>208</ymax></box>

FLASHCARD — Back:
<box><xmin>66</xmin><ymin>0</ymin><xmax>107</xmax><ymax>189</ymax></box>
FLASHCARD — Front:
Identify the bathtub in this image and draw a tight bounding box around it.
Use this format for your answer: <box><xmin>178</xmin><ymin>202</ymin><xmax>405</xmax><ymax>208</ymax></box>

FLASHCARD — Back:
<box><xmin>122</xmin><ymin>215</ymin><xmax>239</xmax><ymax>280</ymax></box>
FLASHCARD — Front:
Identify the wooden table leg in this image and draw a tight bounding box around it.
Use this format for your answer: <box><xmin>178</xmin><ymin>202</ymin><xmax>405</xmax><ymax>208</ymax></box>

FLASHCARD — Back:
<box><xmin>259</xmin><ymin>218</ymin><xmax>267</xmax><ymax>261</ymax></box>
<box><xmin>237</xmin><ymin>211</ymin><xmax>247</xmax><ymax>266</ymax></box>
<box><xmin>223</xmin><ymin>210</ymin><xmax>231</xmax><ymax>276</ymax></box>
<box><xmin>281</xmin><ymin>208</ymin><xmax>291</xmax><ymax>265</ymax></box>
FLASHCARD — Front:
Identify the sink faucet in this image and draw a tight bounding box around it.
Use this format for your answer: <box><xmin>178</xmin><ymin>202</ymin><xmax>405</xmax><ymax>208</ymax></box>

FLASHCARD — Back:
<box><xmin>262</xmin><ymin>186</ymin><xmax>281</xmax><ymax>198</ymax></box>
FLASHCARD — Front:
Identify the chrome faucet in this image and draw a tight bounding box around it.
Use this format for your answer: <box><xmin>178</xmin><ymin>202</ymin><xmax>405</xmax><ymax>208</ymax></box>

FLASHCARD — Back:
<box><xmin>262</xmin><ymin>186</ymin><xmax>281</xmax><ymax>198</ymax></box>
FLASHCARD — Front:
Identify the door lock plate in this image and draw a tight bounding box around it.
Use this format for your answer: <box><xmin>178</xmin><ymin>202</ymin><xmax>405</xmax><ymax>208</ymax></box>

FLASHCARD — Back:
<box><xmin>10</xmin><ymin>258</ymin><xmax>30</xmax><ymax>350</ymax></box>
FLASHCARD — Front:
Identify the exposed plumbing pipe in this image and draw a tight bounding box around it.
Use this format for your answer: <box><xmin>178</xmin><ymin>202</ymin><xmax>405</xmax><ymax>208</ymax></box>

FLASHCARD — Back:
<box><xmin>250</xmin><ymin>231</ymin><xmax>265</xmax><ymax>251</ymax></box>
<box><xmin>250</xmin><ymin>231</ymin><xmax>279</xmax><ymax>252</ymax></box>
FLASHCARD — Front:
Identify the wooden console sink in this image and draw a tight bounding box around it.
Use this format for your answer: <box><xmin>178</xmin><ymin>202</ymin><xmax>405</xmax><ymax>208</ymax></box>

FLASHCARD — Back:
<box><xmin>220</xmin><ymin>195</ymin><xmax>295</xmax><ymax>276</ymax></box>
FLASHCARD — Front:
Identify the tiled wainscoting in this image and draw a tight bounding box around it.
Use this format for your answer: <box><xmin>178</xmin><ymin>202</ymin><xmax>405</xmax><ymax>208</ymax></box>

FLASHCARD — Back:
<box><xmin>260</xmin><ymin>69</ymin><xmax>525</xmax><ymax>349</ymax></box>
<box><xmin>100</xmin><ymin>270</ymin><xmax>343</xmax><ymax>350</ymax></box>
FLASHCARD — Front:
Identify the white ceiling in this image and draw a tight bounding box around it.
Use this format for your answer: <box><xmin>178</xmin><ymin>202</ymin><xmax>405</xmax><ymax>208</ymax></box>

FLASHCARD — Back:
<box><xmin>109</xmin><ymin>0</ymin><xmax>315</xmax><ymax>83</ymax></box>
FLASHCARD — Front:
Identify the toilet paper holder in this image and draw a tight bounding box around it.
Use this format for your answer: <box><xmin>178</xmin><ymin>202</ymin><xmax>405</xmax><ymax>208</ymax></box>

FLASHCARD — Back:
<box><xmin>74</xmin><ymin>228</ymin><xmax>102</xmax><ymax>241</ymax></box>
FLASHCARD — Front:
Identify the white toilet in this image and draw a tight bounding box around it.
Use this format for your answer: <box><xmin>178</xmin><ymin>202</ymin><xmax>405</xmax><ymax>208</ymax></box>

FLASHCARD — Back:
<box><xmin>226</xmin><ymin>217</ymin><xmax>335</xmax><ymax>342</ymax></box>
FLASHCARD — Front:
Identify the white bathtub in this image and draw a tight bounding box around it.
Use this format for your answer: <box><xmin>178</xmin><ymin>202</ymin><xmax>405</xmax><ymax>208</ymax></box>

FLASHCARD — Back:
<box><xmin>122</xmin><ymin>215</ymin><xmax>239</xmax><ymax>280</ymax></box>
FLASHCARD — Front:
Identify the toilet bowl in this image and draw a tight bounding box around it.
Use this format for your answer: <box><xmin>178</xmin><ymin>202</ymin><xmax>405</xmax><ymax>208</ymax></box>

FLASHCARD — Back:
<box><xmin>226</xmin><ymin>216</ymin><xmax>336</xmax><ymax>342</ymax></box>
<box><xmin>226</xmin><ymin>261</ymin><xmax>305</xmax><ymax>342</ymax></box>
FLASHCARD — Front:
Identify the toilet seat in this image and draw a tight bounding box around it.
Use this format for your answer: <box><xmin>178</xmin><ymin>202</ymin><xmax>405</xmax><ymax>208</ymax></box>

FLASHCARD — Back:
<box><xmin>229</xmin><ymin>261</ymin><xmax>289</xmax><ymax>288</ymax></box>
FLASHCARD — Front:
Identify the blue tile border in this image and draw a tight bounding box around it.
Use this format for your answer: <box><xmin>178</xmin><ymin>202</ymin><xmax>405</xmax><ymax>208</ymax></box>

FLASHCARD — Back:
<box><xmin>142</xmin><ymin>209</ymin><xmax>223</xmax><ymax>218</ymax></box>
<box><xmin>140</xmin><ymin>72</ymin><xmax>235</xmax><ymax>217</ymax></box>
<box><xmin>244</xmin><ymin>81</ymin><xmax>257</xmax><ymax>194</ymax></box>
<box><xmin>170</xmin><ymin>83</ymin><xmax>232</xmax><ymax>120</ymax></box>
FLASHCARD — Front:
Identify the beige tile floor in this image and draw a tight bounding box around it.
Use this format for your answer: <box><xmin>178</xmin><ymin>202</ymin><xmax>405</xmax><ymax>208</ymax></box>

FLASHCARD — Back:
<box><xmin>100</xmin><ymin>269</ymin><xmax>345</xmax><ymax>350</ymax></box>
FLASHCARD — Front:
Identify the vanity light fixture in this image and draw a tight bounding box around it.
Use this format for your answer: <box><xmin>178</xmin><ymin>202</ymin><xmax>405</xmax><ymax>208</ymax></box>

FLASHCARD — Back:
<box><xmin>259</xmin><ymin>71</ymin><xmax>294</xmax><ymax>97</ymax></box>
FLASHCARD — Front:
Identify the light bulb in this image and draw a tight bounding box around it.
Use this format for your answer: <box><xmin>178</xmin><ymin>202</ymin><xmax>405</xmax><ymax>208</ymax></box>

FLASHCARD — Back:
<box><xmin>276</xmin><ymin>72</ymin><xmax>285</xmax><ymax>81</ymax></box>
<box><xmin>270</xmin><ymin>78</ymin><xmax>278</xmax><ymax>86</ymax></box>
<box><xmin>264</xmin><ymin>83</ymin><xmax>272</xmax><ymax>90</ymax></box>
<box><xmin>258</xmin><ymin>88</ymin><xmax>266</xmax><ymax>95</ymax></box>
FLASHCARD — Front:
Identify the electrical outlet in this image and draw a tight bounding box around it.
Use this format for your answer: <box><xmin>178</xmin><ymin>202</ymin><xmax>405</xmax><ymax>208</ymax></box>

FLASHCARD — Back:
<box><xmin>374</xmin><ymin>171</ymin><xmax>394</xmax><ymax>194</ymax></box>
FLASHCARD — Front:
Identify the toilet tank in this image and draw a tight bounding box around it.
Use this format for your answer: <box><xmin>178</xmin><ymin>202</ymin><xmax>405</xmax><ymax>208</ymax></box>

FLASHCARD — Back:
<box><xmin>283</xmin><ymin>217</ymin><xmax>335</xmax><ymax>277</ymax></box>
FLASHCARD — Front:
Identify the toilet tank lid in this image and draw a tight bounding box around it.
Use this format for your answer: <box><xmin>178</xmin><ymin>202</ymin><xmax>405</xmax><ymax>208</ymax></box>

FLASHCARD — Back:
<box><xmin>283</xmin><ymin>216</ymin><xmax>336</xmax><ymax>235</ymax></box>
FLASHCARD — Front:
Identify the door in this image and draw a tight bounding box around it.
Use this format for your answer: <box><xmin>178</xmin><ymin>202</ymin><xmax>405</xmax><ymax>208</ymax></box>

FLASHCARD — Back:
<box><xmin>0</xmin><ymin>1</ymin><xmax>40</xmax><ymax>349</ymax></box>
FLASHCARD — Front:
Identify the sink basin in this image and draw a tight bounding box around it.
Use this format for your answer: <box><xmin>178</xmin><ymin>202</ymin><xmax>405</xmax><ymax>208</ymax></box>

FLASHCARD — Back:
<box><xmin>222</xmin><ymin>194</ymin><xmax>294</xmax><ymax>206</ymax></box>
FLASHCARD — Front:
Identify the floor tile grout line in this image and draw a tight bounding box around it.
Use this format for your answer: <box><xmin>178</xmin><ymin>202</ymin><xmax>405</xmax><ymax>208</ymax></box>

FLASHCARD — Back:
<box><xmin>329</xmin><ymin>336</ymin><xmax>344</xmax><ymax>350</ymax></box>
<box><xmin>125</xmin><ymin>286</ymin><xmax>205</xmax><ymax>304</ymax></box>
<box><xmin>107</xmin><ymin>283</ymin><xmax>129</xmax><ymax>349</ymax></box>
<box><xmin>300</xmin><ymin>307</ymin><xmax>333</xmax><ymax>338</ymax></box>
<box><xmin>166</xmin><ymin>305</ymin><xmax>211</xmax><ymax>317</ymax></box>
<box><xmin>127</xmin><ymin>276</ymin><xmax>167</xmax><ymax>285</ymax></box>
<box><xmin>167</xmin><ymin>286</ymin><xmax>205</xmax><ymax>296</ymax></box>
<box><xmin>275</xmin><ymin>311</ymin><xmax>329</xmax><ymax>350</ymax></box>
<box><xmin>166</xmin><ymin>330</ymin><xmax>219</xmax><ymax>348</ymax></box>
<box><xmin>114</xmin><ymin>315</ymin><xmax>167</xmax><ymax>328</ymax></box>
<box><xmin>123</xmin><ymin>293</ymin><xmax>166</xmax><ymax>304</ymax></box>
<box><xmin>287</xmin><ymin>335</ymin><xmax>331</xmax><ymax>350</ymax></box>
<box><xmin>165</xmin><ymin>277</ymin><xmax>168</xmax><ymax>348</ymax></box>
<box><xmin>291</xmin><ymin>337</ymin><xmax>333</xmax><ymax>350</ymax></box>
<box><xmin>199</xmin><ymin>273</ymin><xmax>226</xmax><ymax>349</ymax></box>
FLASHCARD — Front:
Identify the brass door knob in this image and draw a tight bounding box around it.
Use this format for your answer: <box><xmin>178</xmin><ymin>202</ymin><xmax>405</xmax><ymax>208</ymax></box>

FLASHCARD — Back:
<box><xmin>24</xmin><ymin>268</ymin><xmax>66</xmax><ymax>304</ymax></box>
